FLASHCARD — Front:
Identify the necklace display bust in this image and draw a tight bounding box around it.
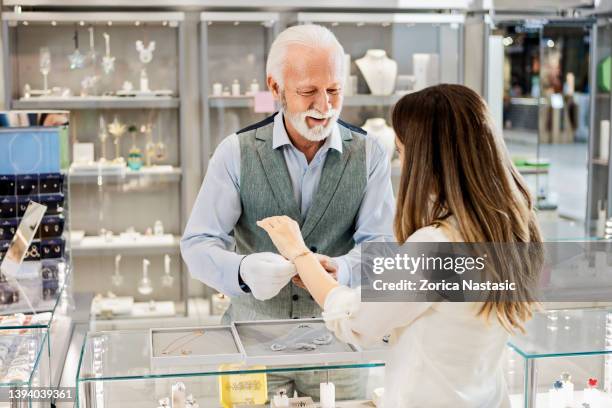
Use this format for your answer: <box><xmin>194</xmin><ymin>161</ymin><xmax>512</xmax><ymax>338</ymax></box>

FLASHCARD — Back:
<box><xmin>355</xmin><ymin>49</ymin><xmax>397</xmax><ymax>95</ymax></box>
<box><xmin>362</xmin><ymin>118</ymin><xmax>396</xmax><ymax>161</ymax></box>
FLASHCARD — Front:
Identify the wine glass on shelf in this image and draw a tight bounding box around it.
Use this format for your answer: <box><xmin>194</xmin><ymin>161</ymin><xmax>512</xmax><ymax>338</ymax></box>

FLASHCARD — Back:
<box><xmin>39</xmin><ymin>47</ymin><xmax>51</xmax><ymax>94</ymax></box>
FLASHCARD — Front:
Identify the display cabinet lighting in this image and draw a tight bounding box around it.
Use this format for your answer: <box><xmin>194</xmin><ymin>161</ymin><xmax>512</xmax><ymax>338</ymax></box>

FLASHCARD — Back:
<box><xmin>22</xmin><ymin>21</ymin><xmax>28</xmax><ymax>26</ymax></box>
<box><xmin>233</xmin><ymin>21</ymin><xmax>240</xmax><ymax>26</ymax></box>
<box><xmin>331</xmin><ymin>22</ymin><xmax>339</xmax><ymax>26</ymax></box>
<box><xmin>356</xmin><ymin>22</ymin><xmax>365</xmax><ymax>27</ymax></box>
<box><xmin>107</xmin><ymin>21</ymin><xmax>113</xmax><ymax>26</ymax></box>
<box><xmin>207</xmin><ymin>21</ymin><xmax>212</xmax><ymax>26</ymax></box>
<box><xmin>51</xmin><ymin>21</ymin><xmax>57</xmax><ymax>26</ymax></box>
<box><xmin>13</xmin><ymin>5</ymin><xmax>21</xmax><ymax>13</ymax></box>
<box><xmin>382</xmin><ymin>22</ymin><xmax>391</xmax><ymax>27</ymax></box>
<box><xmin>79</xmin><ymin>20</ymin><xmax>85</xmax><ymax>26</ymax></box>
<box><xmin>546</xmin><ymin>39</ymin><xmax>555</xmax><ymax>48</ymax></box>
<box><xmin>135</xmin><ymin>21</ymin><xmax>141</xmax><ymax>26</ymax></box>
<box><xmin>162</xmin><ymin>21</ymin><xmax>168</xmax><ymax>26</ymax></box>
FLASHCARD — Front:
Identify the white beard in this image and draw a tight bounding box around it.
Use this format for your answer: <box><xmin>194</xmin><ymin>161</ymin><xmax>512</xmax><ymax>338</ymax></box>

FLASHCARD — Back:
<box><xmin>281</xmin><ymin>96</ymin><xmax>340</xmax><ymax>142</ymax></box>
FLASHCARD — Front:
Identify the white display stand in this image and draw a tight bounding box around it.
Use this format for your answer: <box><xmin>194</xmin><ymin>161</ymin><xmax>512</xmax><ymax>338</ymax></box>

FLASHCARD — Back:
<box><xmin>355</xmin><ymin>49</ymin><xmax>397</xmax><ymax>95</ymax></box>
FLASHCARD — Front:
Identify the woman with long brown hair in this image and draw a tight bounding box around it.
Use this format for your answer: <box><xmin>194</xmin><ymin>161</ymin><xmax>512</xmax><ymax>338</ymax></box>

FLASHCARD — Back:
<box><xmin>257</xmin><ymin>84</ymin><xmax>542</xmax><ymax>407</ymax></box>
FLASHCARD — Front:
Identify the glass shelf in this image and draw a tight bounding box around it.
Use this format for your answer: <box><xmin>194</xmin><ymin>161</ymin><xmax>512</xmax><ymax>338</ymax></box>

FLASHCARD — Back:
<box><xmin>77</xmin><ymin>329</ymin><xmax>384</xmax><ymax>382</ymax></box>
<box><xmin>12</xmin><ymin>97</ymin><xmax>180</xmax><ymax>110</ymax></box>
<box><xmin>509</xmin><ymin>308</ymin><xmax>612</xmax><ymax>359</ymax></box>
<box><xmin>0</xmin><ymin>264</ymin><xmax>71</xmax><ymax>328</ymax></box>
<box><xmin>0</xmin><ymin>328</ymin><xmax>50</xmax><ymax>390</ymax></box>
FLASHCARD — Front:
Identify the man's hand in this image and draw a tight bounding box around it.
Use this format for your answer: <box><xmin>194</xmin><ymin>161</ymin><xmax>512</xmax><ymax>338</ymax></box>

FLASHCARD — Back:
<box><xmin>240</xmin><ymin>252</ymin><xmax>297</xmax><ymax>300</ymax></box>
<box><xmin>292</xmin><ymin>254</ymin><xmax>337</xmax><ymax>290</ymax></box>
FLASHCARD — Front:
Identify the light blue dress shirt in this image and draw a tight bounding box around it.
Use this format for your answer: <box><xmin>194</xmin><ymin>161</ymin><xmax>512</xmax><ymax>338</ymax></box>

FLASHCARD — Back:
<box><xmin>181</xmin><ymin>113</ymin><xmax>395</xmax><ymax>297</ymax></box>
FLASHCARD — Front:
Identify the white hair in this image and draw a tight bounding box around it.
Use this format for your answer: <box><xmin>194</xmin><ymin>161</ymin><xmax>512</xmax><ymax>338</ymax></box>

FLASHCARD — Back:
<box><xmin>266</xmin><ymin>24</ymin><xmax>346</xmax><ymax>89</ymax></box>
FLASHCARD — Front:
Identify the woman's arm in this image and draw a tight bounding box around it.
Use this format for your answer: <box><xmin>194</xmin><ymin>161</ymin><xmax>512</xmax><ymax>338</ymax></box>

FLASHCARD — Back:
<box><xmin>256</xmin><ymin>216</ymin><xmax>337</xmax><ymax>307</ymax></box>
<box><xmin>256</xmin><ymin>216</ymin><xmax>433</xmax><ymax>347</ymax></box>
<box><xmin>293</xmin><ymin>252</ymin><xmax>338</xmax><ymax>307</ymax></box>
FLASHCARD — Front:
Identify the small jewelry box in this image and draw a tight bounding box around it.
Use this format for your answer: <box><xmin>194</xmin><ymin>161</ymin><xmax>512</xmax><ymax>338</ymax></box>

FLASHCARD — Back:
<box><xmin>24</xmin><ymin>240</ymin><xmax>41</xmax><ymax>261</ymax></box>
<box><xmin>16</xmin><ymin>196</ymin><xmax>36</xmax><ymax>217</ymax></box>
<box><xmin>38</xmin><ymin>193</ymin><xmax>64</xmax><ymax>215</ymax></box>
<box><xmin>0</xmin><ymin>219</ymin><xmax>18</xmax><ymax>241</ymax></box>
<box><xmin>40</xmin><ymin>215</ymin><xmax>64</xmax><ymax>239</ymax></box>
<box><xmin>0</xmin><ymin>175</ymin><xmax>16</xmax><ymax>196</ymax></box>
<box><xmin>38</xmin><ymin>173</ymin><xmax>63</xmax><ymax>194</ymax></box>
<box><xmin>16</xmin><ymin>174</ymin><xmax>38</xmax><ymax>196</ymax></box>
<box><xmin>41</xmin><ymin>237</ymin><xmax>65</xmax><ymax>259</ymax></box>
<box><xmin>0</xmin><ymin>196</ymin><xmax>17</xmax><ymax>219</ymax></box>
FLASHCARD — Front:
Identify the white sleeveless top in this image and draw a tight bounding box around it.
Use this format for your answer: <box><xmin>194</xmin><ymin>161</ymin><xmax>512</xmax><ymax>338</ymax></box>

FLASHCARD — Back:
<box><xmin>322</xmin><ymin>225</ymin><xmax>511</xmax><ymax>408</ymax></box>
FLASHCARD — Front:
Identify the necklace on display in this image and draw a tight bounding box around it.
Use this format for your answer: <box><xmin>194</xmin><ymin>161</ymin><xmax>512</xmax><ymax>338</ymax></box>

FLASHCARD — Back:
<box><xmin>355</xmin><ymin>49</ymin><xmax>397</xmax><ymax>96</ymax></box>
<box><xmin>160</xmin><ymin>330</ymin><xmax>205</xmax><ymax>355</ymax></box>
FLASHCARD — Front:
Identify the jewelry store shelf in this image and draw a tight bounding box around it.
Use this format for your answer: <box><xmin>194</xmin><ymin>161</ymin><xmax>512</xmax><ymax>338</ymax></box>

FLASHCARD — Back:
<box><xmin>68</xmin><ymin>166</ymin><xmax>182</xmax><ymax>184</ymax></box>
<box><xmin>12</xmin><ymin>96</ymin><xmax>180</xmax><ymax>110</ymax></box>
<box><xmin>71</xmin><ymin>235</ymin><xmax>181</xmax><ymax>257</ymax></box>
<box><xmin>208</xmin><ymin>94</ymin><xmax>403</xmax><ymax>108</ymax></box>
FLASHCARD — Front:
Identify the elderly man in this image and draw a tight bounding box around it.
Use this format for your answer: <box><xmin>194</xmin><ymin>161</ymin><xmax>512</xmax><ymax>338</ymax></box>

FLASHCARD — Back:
<box><xmin>181</xmin><ymin>24</ymin><xmax>394</xmax><ymax>397</ymax></box>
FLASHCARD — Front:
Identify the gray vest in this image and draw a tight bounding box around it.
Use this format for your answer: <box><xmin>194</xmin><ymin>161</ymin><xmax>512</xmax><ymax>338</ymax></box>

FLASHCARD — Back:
<box><xmin>223</xmin><ymin>113</ymin><xmax>367</xmax><ymax>322</ymax></box>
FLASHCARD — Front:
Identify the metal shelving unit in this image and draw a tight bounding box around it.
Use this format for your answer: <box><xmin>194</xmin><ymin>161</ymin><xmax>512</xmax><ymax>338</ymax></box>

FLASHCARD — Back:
<box><xmin>1</xmin><ymin>11</ymin><xmax>192</xmax><ymax>323</ymax></box>
<box><xmin>12</xmin><ymin>96</ymin><xmax>180</xmax><ymax>110</ymax></box>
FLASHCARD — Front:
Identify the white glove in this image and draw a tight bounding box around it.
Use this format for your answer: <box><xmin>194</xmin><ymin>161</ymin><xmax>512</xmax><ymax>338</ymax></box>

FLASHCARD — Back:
<box><xmin>240</xmin><ymin>252</ymin><xmax>297</xmax><ymax>301</ymax></box>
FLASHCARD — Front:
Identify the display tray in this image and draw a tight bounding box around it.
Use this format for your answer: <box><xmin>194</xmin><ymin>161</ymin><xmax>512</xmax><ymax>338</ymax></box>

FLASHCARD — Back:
<box><xmin>150</xmin><ymin>325</ymin><xmax>243</xmax><ymax>368</ymax></box>
<box><xmin>233</xmin><ymin>318</ymin><xmax>361</xmax><ymax>366</ymax></box>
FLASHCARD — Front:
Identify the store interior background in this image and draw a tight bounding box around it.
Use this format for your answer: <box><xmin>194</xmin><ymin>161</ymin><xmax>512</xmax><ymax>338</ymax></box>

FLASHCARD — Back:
<box><xmin>2</xmin><ymin>0</ymin><xmax>612</xmax><ymax>406</ymax></box>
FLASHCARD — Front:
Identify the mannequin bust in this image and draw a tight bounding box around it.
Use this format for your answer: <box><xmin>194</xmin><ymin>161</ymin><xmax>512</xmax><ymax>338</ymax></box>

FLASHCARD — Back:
<box><xmin>362</xmin><ymin>118</ymin><xmax>395</xmax><ymax>161</ymax></box>
<box><xmin>355</xmin><ymin>49</ymin><xmax>397</xmax><ymax>95</ymax></box>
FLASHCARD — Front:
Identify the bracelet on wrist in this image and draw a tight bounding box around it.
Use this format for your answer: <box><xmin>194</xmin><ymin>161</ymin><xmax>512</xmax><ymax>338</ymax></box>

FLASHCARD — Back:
<box><xmin>290</xmin><ymin>249</ymin><xmax>312</xmax><ymax>262</ymax></box>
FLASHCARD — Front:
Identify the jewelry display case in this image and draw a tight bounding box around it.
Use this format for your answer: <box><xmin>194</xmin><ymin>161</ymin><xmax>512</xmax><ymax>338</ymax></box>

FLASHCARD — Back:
<box><xmin>76</xmin><ymin>319</ymin><xmax>387</xmax><ymax>408</ymax></box>
<box><xmin>0</xmin><ymin>110</ymin><xmax>75</xmax><ymax>391</ymax></box>
<box><xmin>506</xmin><ymin>307</ymin><xmax>612</xmax><ymax>407</ymax></box>
<box><xmin>0</xmin><ymin>328</ymin><xmax>51</xmax><ymax>407</ymax></box>
<box><xmin>1</xmin><ymin>12</ymin><xmax>191</xmax><ymax>325</ymax></box>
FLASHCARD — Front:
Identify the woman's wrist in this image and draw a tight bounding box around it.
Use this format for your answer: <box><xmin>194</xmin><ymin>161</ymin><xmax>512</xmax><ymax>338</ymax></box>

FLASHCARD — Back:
<box><xmin>288</xmin><ymin>246</ymin><xmax>311</xmax><ymax>262</ymax></box>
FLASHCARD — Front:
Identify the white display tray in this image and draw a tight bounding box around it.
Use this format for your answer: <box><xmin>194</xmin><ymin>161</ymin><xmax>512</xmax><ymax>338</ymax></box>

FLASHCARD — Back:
<box><xmin>150</xmin><ymin>325</ymin><xmax>243</xmax><ymax>368</ymax></box>
<box><xmin>233</xmin><ymin>318</ymin><xmax>361</xmax><ymax>366</ymax></box>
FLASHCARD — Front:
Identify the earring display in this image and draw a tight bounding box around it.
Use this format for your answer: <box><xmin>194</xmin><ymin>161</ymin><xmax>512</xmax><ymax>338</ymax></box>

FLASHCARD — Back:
<box><xmin>138</xmin><ymin>258</ymin><xmax>153</xmax><ymax>295</ymax></box>
<box><xmin>39</xmin><ymin>47</ymin><xmax>51</xmax><ymax>94</ymax></box>
<box><xmin>68</xmin><ymin>28</ymin><xmax>85</xmax><ymax>70</ymax></box>
<box><xmin>87</xmin><ymin>26</ymin><xmax>99</xmax><ymax>65</ymax></box>
<box><xmin>98</xmin><ymin>115</ymin><xmax>109</xmax><ymax>163</ymax></box>
<box><xmin>108</xmin><ymin>116</ymin><xmax>127</xmax><ymax>165</ymax></box>
<box><xmin>161</xmin><ymin>254</ymin><xmax>174</xmax><ymax>288</ymax></box>
<box><xmin>136</xmin><ymin>40</ymin><xmax>156</xmax><ymax>64</ymax></box>
<box><xmin>111</xmin><ymin>254</ymin><xmax>124</xmax><ymax>287</ymax></box>
<box><xmin>102</xmin><ymin>32</ymin><xmax>116</xmax><ymax>74</ymax></box>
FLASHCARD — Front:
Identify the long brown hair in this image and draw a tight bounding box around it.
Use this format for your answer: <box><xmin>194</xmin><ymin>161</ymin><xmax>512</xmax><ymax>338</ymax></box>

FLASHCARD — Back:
<box><xmin>392</xmin><ymin>84</ymin><xmax>543</xmax><ymax>332</ymax></box>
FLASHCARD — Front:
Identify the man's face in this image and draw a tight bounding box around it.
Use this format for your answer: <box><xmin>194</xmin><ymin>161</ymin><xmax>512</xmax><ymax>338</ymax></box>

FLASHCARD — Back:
<box><xmin>268</xmin><ymin>45</ymin><xmax>344</xmax><ymax>142</ymax></box>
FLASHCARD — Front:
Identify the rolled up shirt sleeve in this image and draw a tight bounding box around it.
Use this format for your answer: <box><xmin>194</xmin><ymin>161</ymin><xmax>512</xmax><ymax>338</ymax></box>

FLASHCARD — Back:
<box><xmin>180</xmin><ymin>134</ymin><xmax>247</xmax><ymax>297</ymax></box>
<box><xmin>332</xmin><ymin>136</ymin><xmax>395</xmax><ymax>287</ymax></box>
<box><xmin>323</xmin><ymin>286</ymin><xmax>432</xmax><ymax>348</ymax></box>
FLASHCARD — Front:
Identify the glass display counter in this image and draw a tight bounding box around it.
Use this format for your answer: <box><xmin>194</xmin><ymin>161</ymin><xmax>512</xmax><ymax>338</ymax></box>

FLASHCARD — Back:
<box><xmin>0</xmin><ymin>328</ymin><xmax>51</xmax><ymax>408</ymax></box>
<box><xmin>507</xmin><ymin>307</ymin><xmax>612</xmax><ymax>407</ymax></box>
<box><xmin>76</xmin><ymin>319</ymin><xmax>387</xmax><ymax>408</ymax></box>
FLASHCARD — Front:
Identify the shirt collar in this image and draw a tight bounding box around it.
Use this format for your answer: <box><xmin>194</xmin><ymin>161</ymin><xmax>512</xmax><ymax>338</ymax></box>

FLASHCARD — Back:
<box><xmin>273</xmin><ymin>112</ymin><xmax>343</xmax><ymax>154</ymax></box>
